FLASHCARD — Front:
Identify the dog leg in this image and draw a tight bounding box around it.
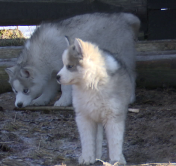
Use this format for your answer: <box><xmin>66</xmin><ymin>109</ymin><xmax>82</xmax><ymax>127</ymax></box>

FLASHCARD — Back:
<box><xmin>54</xmin><ymin>85</ymin><xmax>72</xmax><ymax>106</ymax></box>
<box><xmin>76</xmin><ymin>115</ymin><xmax>96</xmax><ymax>165</ymax></box>
<box><xmin>32</xmin><ymin>79</ymin><xmax>59</xmax><ymax>106</ymax></box>
<box><xmin>105</xmin><ymin>116</ymin><xmax>126</xmax><ymax>164</ymax></box>
<box><xmin>95</xmin><ymin>123</ymin><xmax>103</xmax><ymax>159</ymax></box>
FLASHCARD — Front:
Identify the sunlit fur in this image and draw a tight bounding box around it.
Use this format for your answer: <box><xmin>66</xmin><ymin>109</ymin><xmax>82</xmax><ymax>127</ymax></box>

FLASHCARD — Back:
<box><xmin>57</xmin><ymin>38</ymin><xmax>133</xmax><ymax>165</ymax></box>
<box><xmin>59</xmin><ymin>41</ymin><xmax>109</xmax><ymax>90</ymax></box>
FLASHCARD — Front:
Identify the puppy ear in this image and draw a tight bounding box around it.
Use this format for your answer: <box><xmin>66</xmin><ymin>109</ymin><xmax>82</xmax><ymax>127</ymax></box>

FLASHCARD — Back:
<box><xmin>5</xmin><ymin>66</ymin><xmax>16</xmax><ymax>78</ymax></box>
<box><xmin>20</xmin><ymin>68</ymin><xmax>30</xmax><ymax>78</ymax></box>
<box><xmin>65</xmin><ymin>36</ymin><xmax>71</xmax><ymax>47</ymax></box>
<box><xmin>74</xmin><ymin>38</ymin><xmax>83</xmax><ymax>56</ymax></box>
<box><xmin>20</xmin><ymin>66</ymin><xmax>35</xmax><ymax>78</ymax></box>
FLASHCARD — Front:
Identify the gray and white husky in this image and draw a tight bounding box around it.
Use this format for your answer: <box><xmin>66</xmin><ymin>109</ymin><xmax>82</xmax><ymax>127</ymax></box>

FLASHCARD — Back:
<box><xmin>56</xmin><ymin>37</ymin><xmax>134</xmax><ymax>164</ymax></box>
<box><xmin>5</xmin><ymin>12</ymin><xmax>140</xmax><ymax>108</ymax></box>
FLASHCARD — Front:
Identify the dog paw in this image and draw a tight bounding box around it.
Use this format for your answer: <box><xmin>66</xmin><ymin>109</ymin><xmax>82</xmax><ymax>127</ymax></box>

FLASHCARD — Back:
<box><xmin>54</xmin><ymin>97</ymin><xmax>71</xmax><ymax>107</ymax></box>
<box><xmin>31</xmin><ymin>101</ymin><xmax>46</xmax><ymax>106</ymax></box>
<box><xmin>109</xmin><ymin>155</ymin><xmax>126</xmax><ymax>165</ymax></box>
<box><xmin>120</xmin><ymin>154</ymin><xmax>126</xmax><ymax>164</ymax></box>
<box><xmin>78</xmin><ymin>155</ymin><xmax>95</xmax><ymax>165</ymax></box>
<box><xmin>31</xmin><ymin>99</ymin><xmax>48</xmax><ymax>106</ymax></box>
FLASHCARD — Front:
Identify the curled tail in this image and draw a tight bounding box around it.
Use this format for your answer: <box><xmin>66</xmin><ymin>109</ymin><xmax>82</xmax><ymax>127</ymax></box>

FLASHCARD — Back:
<box><xmin>122</xmin><ymin>13</ymin><xmax>141</xmax><ymax>39</ymax></box>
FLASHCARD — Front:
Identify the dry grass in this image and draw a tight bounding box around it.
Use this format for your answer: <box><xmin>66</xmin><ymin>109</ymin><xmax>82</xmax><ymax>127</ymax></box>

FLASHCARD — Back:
<box><xmin>0</xmin><ymin>29</ymin><xmax>26</xmax><ymax>46</ymax></box>
<box><xmin>0</xmin><ymin>29</ymin><xmax>24</xmax><ymax>39</ymax></box>
<box><xmin>53</xmin><ymin>162</ymin><xmax>176</xmax><ymax>166</ymax></box>
<box><xmin>1</xmin><ymin>89</ymin><xmax>176</xmax><ymax>165</ymax></box>
<box><xmin>0</xmin><ymin>38</ymin><xmax>25</xmax><ymax>46</ymax></box>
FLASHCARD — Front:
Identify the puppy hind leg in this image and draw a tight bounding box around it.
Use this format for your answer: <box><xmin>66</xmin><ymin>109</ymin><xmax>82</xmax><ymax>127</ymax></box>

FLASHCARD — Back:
<box><xmin>105</xmin><ymin>117</ymin><xmax>126</xmax><ymax>164</ymax></box>
<box><xmin>76</xmin><ymin>115</ymin><xmax>96</xmax><ymax>165</ymax></box>
<box><xmin>95</xmin><ymin>123</ymin><xmax>103</xmax><ymax>160</ymax></box>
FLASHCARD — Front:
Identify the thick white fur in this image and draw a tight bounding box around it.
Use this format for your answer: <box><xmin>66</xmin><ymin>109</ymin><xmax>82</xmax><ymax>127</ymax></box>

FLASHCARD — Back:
<box><xmin>57</xmin><ymin>39</ymin><xmax>133</xmax><ymax>164</ymax></box>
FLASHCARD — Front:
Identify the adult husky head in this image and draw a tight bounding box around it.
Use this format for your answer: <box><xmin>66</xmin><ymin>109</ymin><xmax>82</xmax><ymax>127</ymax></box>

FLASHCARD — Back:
<box><xmin>5</xmin><ymin>65</ymin><xmax>45</xmax><ymax>108</ymax></box>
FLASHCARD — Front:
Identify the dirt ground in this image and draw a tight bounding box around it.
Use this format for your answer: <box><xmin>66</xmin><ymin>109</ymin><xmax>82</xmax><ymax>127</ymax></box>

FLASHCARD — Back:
<box><xmin>0</xmin><ymin>88</ymin><xmax>176</xmax><ymax>166</ymax></box>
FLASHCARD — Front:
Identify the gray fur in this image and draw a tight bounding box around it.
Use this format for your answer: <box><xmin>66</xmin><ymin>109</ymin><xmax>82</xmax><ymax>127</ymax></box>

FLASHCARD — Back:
<box><xmin>5</xmin><ymin>12</ymin><xmax>140</xmax><ymax>107</ymax></box>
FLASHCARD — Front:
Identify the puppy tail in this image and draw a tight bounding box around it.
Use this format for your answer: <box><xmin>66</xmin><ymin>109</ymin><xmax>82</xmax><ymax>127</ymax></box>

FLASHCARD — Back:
<box><xmin>122</xmin><ymin>13</ymin><xmax>141</xmax><ymax>39</ymax></box>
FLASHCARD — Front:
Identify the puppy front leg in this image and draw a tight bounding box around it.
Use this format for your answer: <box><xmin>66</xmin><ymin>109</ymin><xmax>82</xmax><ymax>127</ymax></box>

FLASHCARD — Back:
<box><xmin>76</xmin><ymin>115</ymin><xmax>96</xmax><ymax>165</ymax></box>
<box><xmin>32</xmin><ymin>79</ymin><xmax>59</xmax><ymax>106</ymax></box>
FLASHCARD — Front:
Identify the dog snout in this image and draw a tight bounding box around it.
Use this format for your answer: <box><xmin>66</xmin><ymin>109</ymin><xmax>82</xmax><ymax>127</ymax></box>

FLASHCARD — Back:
<box><xmin>17</xmin><ymin>102</ymin><xmax>23</xmax><ymax>108</ymax></box>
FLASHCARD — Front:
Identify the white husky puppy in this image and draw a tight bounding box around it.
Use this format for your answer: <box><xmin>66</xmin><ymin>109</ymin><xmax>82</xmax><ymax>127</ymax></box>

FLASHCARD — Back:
<box><xmin>56</xmin><ymin>38</ymin><xmax>134</xmax><ymax>164</ymax></box>
<box><xmin>5</xmin><ymin>12</ymin><xmax>140</xmax><ymax>108</ymax></box>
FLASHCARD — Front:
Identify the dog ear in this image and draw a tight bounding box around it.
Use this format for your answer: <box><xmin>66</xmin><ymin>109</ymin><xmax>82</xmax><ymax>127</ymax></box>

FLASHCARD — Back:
<box><xmin>20</xmin><ymin>67</ymin><xmax>35</xmax><ymax>78</ymax></box>
<box><xmin>5</xmin><ymin>66</ymin><xmax>16</xmax><ymax>78</ymax></box>
<box><xmin>74</xmin><ymin>38</ymin><xmax>83</xmax><ymax>57</ymax></box>
<box><xmin>65</xmin><ymin>36</ymin><xmax>71</xmax><ymax>47</ymax></box>
<box><xmin>20</xmin><ymin>68</ymin><xmax>30</xmax><ymax>78</ymax></box>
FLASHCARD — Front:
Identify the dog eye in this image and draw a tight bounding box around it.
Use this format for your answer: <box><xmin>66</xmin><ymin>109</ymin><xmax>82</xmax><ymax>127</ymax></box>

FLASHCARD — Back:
<box><xmin>67</xmin><ymin>65</ymin><xmax>74</xmax><ymax>69</ymax></box>
<box><xmin>23</xmin><ymin>89</ymin><xmax>29</xmax><ymax>94</ymax></box>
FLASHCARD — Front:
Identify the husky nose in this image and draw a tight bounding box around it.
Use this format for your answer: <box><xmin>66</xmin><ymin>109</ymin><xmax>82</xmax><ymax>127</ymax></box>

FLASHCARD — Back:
<box><xmin>17</xmin><ymin>102</ymin><xmax>23</xmax><ymax>108</ymax></box>
<box><xmin>56</xmin><ymin>75</ymin><xmax>61</xmax><ymax>81</ymax></box>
